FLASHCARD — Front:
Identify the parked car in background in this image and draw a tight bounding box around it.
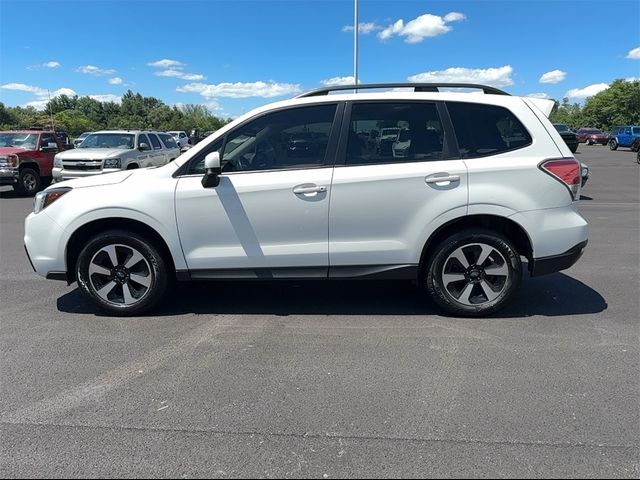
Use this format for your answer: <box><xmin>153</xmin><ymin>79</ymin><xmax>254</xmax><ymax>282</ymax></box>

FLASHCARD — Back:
<box><xmin>608</xmin><ymin>125</ymin><xmax>640</xmax><ymax>150</ymax></box>
<box><xmin>73</xmin><ymin>132</ymin><xmax>92</xmax><ymax>147</ymax></box>
<box><xmin>168</xmin><ymin>131</ymin><xmax>189</xmax><ymax>148</ymax></box>
<box><xmin>25</xmin><ymin>82</ymin><xmax>588</xmax><ymax>318</ymax></box>
<box><xmin>52</xmin><ymin>130</ymin><xmax>180</xmax><ymax>181</ymax></box>
<box><xmin>576</xmin><ymin>128</ymin><xmax>608</xmax><ymax>145</ymax></box>
<box><xmin>552</xmin><ymin>124</ymin><xmax>578</xmax><ymax>153</ymax></box>
<box><xmin>0</xmin><ymin>130</ymin><xmax>71</xmax><ymax>195</ymax></box>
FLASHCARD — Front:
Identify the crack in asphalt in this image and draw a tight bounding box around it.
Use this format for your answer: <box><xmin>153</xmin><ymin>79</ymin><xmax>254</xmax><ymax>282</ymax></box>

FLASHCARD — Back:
<box><xmin>1</xmin><ymin>420</ymin><xmax>637</xmax><ymax>451</ymax></box>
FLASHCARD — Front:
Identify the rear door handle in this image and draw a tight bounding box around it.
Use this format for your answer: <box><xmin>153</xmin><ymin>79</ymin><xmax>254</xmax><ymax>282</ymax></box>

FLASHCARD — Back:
<box><xmin>425</xmin><ymin>174</ymin><xmax>461</xmax><ymax>184</ymax></box>
<box><xmin>293</xmin><ymin>184</ymin><xmax>327</xmax><ymax>194</ymax></box>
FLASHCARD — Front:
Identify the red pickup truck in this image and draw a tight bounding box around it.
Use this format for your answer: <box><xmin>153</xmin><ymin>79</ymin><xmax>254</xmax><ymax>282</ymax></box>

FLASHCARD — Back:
<box><xmin>0</xmin><ymin>130</ymin><xmax>72</xmax><ymax>195</ymax></box>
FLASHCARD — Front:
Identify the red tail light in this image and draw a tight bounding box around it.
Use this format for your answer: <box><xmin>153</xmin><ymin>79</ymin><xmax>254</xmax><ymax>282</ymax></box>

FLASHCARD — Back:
<box><xmin>540</xmin><ymin>158</ymin><xmax>581</xmax><ymax>200</ymax></box>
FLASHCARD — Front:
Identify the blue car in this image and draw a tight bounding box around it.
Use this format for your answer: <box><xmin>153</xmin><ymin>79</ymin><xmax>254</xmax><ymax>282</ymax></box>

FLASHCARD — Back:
<box><xmin>608</xmin><ymin>125</ymin><xmax>640</xmax><ymax>150</ymax></box>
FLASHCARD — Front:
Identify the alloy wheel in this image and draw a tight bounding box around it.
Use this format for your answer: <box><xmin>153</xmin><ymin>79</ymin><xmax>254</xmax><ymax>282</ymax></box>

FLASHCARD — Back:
<box><xmin>88</xmin><ymin>244</ymin><xmax>152</xmax><ymax>306</ymax></box>
<box><xmin>23</xmin><ymin>172</ymin><xmax>37</xmax><ymax>192</ymax></box>
<box><xmin>441</xmin><ymin>243</ymin><xmax>509</xmax><ymax>306</ymax></box>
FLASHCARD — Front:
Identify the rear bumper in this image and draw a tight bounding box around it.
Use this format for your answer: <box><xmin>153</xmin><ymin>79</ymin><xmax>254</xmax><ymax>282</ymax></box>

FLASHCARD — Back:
<box><xmin>530</xmin><ymin>240</ymin><xmax>588</xmax><ymax>276</ymax></box>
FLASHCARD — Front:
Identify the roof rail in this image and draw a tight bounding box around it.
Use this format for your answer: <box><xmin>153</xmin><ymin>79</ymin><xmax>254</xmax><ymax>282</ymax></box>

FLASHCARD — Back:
<box><xmin>295</xmin><ymin>83</ymin><xmax>511</xmax><ymax>98</ymax></box>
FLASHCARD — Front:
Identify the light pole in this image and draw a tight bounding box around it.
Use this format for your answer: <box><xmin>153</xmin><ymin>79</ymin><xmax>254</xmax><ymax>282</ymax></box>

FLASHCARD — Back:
<box><xmin>354</xmin><ymin>0</ymin><xmax>358</xmax><ymax>90</ymax></box>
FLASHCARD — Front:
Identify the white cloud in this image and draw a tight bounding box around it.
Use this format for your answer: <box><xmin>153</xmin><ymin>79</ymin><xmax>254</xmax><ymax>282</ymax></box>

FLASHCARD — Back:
<box><xmin>108</xmin><ymin>77</ymin><xmax>123</xmax><ymax>85</ymax></box>
<box><xmin>1</xmin><ymin>82</ymin><xmax>47</xmax><ymax>96</ymax></box>
<box><xmin>52</xmin><ymin>87</ymin><xmax>76</xmax><ymax>97</ymax></box>
<box><xmin>626</xmin><ymin>77</ymin><xmax>639</xmax><ymax>82</ymax></box>
<box><xmin>155</xmin><ymin>69</ymin><xmax>205</xmax><ymax>81</ymax></box>
<box><xmin>527</xmin><ymin>92</ymin><xmax>551</xmax><ymax>99</ymax></box>
<box><xmin>539</xmin><ymin>69</ymin><xmax>567</xmax><ymax>84</ymax></box>
<box><xmin>565</xmin><ymin>83</ymin><xmax>610</xmax><ymax>99</ymax></box>
<box><xmin>27</xmin><ymin>61</ymin><xmax>61</xmax><ymax>70</ymax></box>
<box><xmin>23</xmin><ymin>99</ymin><xmax>50</xmax><ymax>109</ymax></box>
<box><xmin>2</xmin><ymin>83</ymin><xmax>76</xmax><ymax>109</ymax></box>
<box><xmin>342</xmin><ymin>22</ymin><xmax>380</xmax><ymax>34</ymax></box>
<box><xmin>443</xmin><ymin>12</ymin><xmax>466</xmax><ymax>22</ymax></box>
<box><xmin>379</xmin><ymin>12</ymin><xmax>465</xmax><ymax>43</ymax></box>
<box><xmin>148</xmin><ymin>59</ymin><xmax>185</xmax><ymax>68</ymax></box>
<box><xmin>76</xmin><ymin>65</ymin><xmax>116</xmax><ymax>75</ymax></box>
<box><xmin>177</xmin><ymin>81</ymin><xmax>302</xmax><ymax>98</ymax></box>
<box><xmin>626</xmin><ymin>47</ymin><xmax>640</xmax><ymax>60</ymax></box>
<box><xmin>89</xmin><ymin>94</ymin><xmax>122</xmax><ymax>103</ymax></box>
<box><xmin>407</xmin><ymin>65</ymin><xmax>514</xmax><ymax>88</ymax></box>
<box><xmin>321</xmin><ymin>76</ymin><xmax>357</xmax><ymax>86</ymax></box>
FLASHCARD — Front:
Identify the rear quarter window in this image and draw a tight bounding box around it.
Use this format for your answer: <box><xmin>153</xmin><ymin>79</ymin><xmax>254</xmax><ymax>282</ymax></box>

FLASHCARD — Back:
<box><xmin>446</xmin><ymin>102</ymin><xmax>532</xmax><ymax>158</ymax></box>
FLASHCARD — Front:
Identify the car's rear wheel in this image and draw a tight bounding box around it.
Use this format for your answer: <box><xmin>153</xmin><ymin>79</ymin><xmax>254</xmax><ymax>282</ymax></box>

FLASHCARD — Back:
<box><xmin>76</xmin><ymin>230</ymin><xmax>168</xmax><ymax>315</ymax></box>
<box><xmin>609</xmin><ymin>139</ymin><xmax>618</xmax><ymax>150</ymax></box>
<box><xmin>425</xmin><ymin>230</ymin><xmax>522</xmax><ymax>317</ymax></box>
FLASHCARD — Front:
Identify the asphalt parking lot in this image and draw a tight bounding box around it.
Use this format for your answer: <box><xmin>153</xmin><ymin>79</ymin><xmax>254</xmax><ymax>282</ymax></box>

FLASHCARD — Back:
<box><xmin>1</xmin><ymin>146</ymin><xmax>638</xmax><ymax>478</ymax></box>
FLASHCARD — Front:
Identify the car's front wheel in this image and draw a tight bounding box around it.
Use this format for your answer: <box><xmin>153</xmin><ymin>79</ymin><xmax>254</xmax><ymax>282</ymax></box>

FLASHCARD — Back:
<box><xmin>13</xmin><ymin>167</ymin><xmax>41</xmax><ymax>196</ymax></box>
<box><xmin>609</xmin><ymin>139</ymin><xmax>618</xmax><ymax>150</ymax></box>
<box><xmin>76</xmin><ymin>230</ymin><xmax>169</xmax><ymax>315</ymax></box>
<box><xmin>425</xmin><ymin>230</ymin><xmax>522</xmax><ymax>317</ymax></box>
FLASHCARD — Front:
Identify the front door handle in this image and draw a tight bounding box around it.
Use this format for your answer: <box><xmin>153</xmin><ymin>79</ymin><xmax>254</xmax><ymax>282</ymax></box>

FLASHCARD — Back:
<box><xmin>425</xmin><ymin>174</ymin><xmax>461</xmax><ymax>184</ymax></box>
<box><xmin>293</xmin><ymin>184</ymin><xmax>327</xmax><ymax>194</ymax></box>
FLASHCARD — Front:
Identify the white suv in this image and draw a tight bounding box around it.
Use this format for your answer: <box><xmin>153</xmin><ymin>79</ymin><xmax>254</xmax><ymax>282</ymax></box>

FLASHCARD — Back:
<box><xmin>24</xmin><ymin>83</ymin><xmax>588</xmax><ymax>317</ymax></box>
<box><xmin>52</xmin><ymin>130</ymin><xmax>180</xmax><ymax>181</ymax></box>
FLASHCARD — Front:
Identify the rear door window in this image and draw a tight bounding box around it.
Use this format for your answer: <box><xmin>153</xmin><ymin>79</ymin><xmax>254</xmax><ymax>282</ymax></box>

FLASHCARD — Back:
<box><xmin>446</xmin><ymin>102</ymin><xmax>532</xmax><ymax>158</ymax></box>
<box><xmin>159</xmin><ymin>133</ymin><xmax>178</xmax><ymax>149</ymax></box>
<box><xmin>345</xmin><ymin>102</ymin><xmax>450</xmax><ymax>165</ymax></box>
<box><xmin>148</xmin><ymin>133</ymin><xmax>163</xmax><ymax>150</ymax></box>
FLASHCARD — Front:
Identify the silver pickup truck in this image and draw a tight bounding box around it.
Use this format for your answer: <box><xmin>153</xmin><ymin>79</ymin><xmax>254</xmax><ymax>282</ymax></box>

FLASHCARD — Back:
<box><xmin>53</xmin><ymin>130</ymin><xmax>180</xmax><ymax>181</ymax></box>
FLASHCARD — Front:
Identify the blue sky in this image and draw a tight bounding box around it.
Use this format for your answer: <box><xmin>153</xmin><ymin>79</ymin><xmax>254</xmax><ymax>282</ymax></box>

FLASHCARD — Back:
<box><xmin>1</xmin><ymin>0</ymin><xmax>639</xmax><ymax>118</ymax></box>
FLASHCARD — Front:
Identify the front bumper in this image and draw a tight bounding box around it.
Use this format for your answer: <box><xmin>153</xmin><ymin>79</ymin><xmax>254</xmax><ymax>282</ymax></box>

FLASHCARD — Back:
<box><xmin>530</xmin><ymin>240</ymin><xmax>588</xmax><ymax>276</ymax></box>
<box><xmin>0</xmin><ymin>168</ymin><xmax>18</xmax><ymax>184</ymax></box>
<box><xmin>24</xmin><ymin>210</ymin><xmax>67</xmax><ymax>279</ymax></box>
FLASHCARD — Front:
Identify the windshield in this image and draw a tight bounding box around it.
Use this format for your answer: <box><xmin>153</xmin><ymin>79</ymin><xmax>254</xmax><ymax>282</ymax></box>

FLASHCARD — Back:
<box><xmin>554</xmin><ymin>124</ymin><xmax>570</xmax><ymax>132</ymax></box>
<box><xmin>79</xmin><ymin>133</ymin><xmax>135</xmax><ymax>149</ymax></box>
<box><xmin>0</xmin><ymin>133</ymin><xmax>38</xmax><ymax>149</ymax></box>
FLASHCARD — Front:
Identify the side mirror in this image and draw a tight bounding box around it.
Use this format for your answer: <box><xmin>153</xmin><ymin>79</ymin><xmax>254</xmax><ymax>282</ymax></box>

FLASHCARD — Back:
<box><xmin>41</xmin><ymin>142</ymin><xmax>58</xmax><ymax>152</ymax></box>
<box><xmin>139</xmin><ymin>142</ymin><xmax>150</xmax><ymax>151</ymax></box>
<box><xmin>202</xmin><ymin>151</ymin><xmax>222</xmax><ymax>188</ymax></box>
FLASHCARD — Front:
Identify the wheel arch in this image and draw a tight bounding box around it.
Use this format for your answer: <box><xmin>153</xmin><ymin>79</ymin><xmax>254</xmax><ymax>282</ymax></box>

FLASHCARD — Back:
<box><xmin>18</xmin><ymin>158</ymin><xmax>40</xmax><ymax>174</ymax></box>
<box><xmin>65</xmin><ymin>218</ymin><xmax>176</xmax><ymax>283</ymax></box>
<box><xmin>419</xmin><ymin>214</ymin><xmax>534</xmax><ymax>278</ymax></box>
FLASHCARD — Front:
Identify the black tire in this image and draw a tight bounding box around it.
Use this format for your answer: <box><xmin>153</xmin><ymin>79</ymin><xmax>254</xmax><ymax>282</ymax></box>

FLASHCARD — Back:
<box><xmin>76</xmin><ymin>230</ymin><xmax>169</xmax><ymax>316</ymax></box>
<box><xmin>425</xmin><ymin>229</ymin><xmax>522</xmax><ymax>317</ymax></box>
<box><xmin>637</xmin><ymin>150</ymin><xmax>640</xmax><ymax>164</ymax></box>
<box><xmin>609</xmin><ymin>139</ymin><xmax>618</xmax><ymax>151</ymax></box>
<box><xmin>570</xmin><ymin>145</ymin><xmax>578</xmax><ymax>153</ymax></box>
<box><xmin>13</xmin><ymin>167</ymin><xmax>41</xmax><ymax>196</ymax></box>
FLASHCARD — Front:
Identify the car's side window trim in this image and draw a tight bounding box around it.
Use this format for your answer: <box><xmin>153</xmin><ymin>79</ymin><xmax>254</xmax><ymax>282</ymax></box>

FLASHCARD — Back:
<box><xmin>175</xmin><ymin>101</ymin><xmax>345</xmax><ymax>177</ymax></box>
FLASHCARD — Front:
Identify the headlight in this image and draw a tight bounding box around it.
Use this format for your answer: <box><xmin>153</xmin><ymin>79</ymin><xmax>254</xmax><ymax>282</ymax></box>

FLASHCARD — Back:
<box><xmin>103</xmin><ymin>158</ymin><xmax>121</xmax><ymax>169</ymax></box>
<box><xmin>0</xmin><ymin>154</ymin><xmax>19</xmax><ymax>167</ymax></box>
<box><xmin>53</xmin><ymin>156</ymin><xmax>62</xmax><ymax>168</ymax></box>
<box><xmin>34</xmin><ymin>187</ymin><xmax>72</xmax><ymax>214</ymax></box>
